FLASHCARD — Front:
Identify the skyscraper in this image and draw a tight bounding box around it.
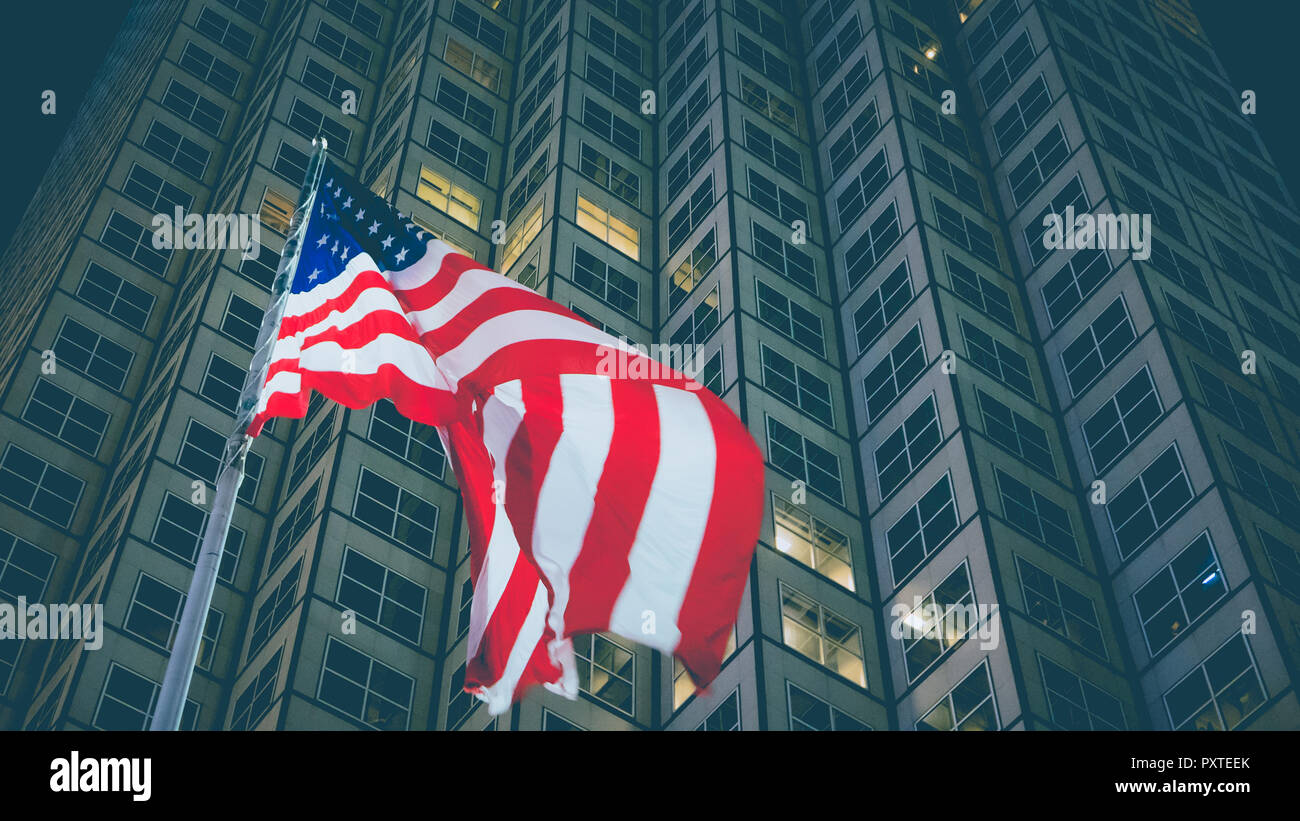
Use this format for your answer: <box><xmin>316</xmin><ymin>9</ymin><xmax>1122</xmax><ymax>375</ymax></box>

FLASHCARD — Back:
<box><xmin>1</xmin><ymin>0</ymin><xmax>1297</xmax><ymax>731</ymax></box>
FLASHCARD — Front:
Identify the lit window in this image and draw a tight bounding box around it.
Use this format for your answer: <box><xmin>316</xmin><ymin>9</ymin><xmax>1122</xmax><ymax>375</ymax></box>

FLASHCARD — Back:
<box><xmin>779</xmin><ymin>582</ymin><xmax>865</xmax><ymax>687</ymax></box>
<box><xmin>576</xmin><ymin>194</ymin><xmax>638</xmax><ymax>259</ymax></box>
<box><xmin>259</xmin><ymin>188</ymin><xmax>294</xmax><ymax>235</ymax></box>
<box><xmin>673</xmin><ymin>629</ymin><xmax>736</xmax><ymax>709</ymax></box>
<box><xmin>772</xmin><ymin>495</ymin><xmax>853</xmax><ymax>589</ymax></box>
<box><xmin>416</xmin><ymin>165</ymin><xmax>482</xmax><ymax>230</ymax></box>
<box><xmin>500</xmin><ymin>202</ymin><xmax>544</xmax><ymax>271</ymax></box>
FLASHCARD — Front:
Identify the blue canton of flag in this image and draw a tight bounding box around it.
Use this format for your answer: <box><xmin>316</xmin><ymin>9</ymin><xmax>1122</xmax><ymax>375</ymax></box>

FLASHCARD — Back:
<box><xmin>295</xmin><ymin>163</ymin><xmax>433</xmax><ymax>293</ymax></box>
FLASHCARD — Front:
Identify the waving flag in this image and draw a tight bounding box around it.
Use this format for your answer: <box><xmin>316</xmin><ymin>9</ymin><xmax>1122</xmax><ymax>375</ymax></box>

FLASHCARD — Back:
<box><xmin>248</xmin><ymin>159</ymin><xmax>763</xmax><ymax>713</ymax></box>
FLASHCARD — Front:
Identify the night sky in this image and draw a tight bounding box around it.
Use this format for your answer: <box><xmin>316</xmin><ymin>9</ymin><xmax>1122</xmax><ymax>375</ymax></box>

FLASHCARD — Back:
<box><xmin>0</xmin><ymin>0</ymin><xmax>1295</xmax><ymax>254</ymax></box>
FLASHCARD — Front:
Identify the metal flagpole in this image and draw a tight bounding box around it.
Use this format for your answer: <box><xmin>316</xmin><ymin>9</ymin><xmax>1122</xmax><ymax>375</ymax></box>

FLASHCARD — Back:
<box><xmin>151</xmin><ymin>138</ymin><xmax>329</xmax><ymax>730</ymax></box>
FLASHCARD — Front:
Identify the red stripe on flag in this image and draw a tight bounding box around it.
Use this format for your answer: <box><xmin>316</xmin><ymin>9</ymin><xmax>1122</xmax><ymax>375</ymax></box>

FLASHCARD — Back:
<box><xmin>671</xmin><ymin>393</ymin><xmax>763</xmax><ymax>688</ymax></box>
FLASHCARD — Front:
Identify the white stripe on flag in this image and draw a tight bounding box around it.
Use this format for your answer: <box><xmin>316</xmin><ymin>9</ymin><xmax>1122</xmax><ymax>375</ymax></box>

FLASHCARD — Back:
<box><xmin>608</xmin><ymin>385</ymin><xmax>717</xmax><ymax>653</ymax></box>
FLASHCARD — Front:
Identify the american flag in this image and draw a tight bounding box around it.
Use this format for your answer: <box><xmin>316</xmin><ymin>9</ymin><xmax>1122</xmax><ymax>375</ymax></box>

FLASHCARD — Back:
<box><xmin>247</xmin><ymin>159</ymin><xmax>763</xmax><ymax>712</ymax></box>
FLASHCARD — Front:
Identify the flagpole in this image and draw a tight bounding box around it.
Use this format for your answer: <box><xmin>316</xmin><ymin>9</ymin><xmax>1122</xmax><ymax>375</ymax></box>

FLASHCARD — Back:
<box><xmin>151</xmin><ymin>138</ymin><xmax>329</xmax><ymax>730</ymax></box>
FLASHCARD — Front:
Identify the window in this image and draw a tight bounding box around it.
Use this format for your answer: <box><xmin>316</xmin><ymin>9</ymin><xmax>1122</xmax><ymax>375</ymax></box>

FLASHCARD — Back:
<box><xmin>353</xmin><ymin>469</ymin><xmax>438</xmax><ymax>556</ymax></box>
<box><xmin>1107</xmin><ymin>444</ymin><xmax>1194</xmax><ymax>557</ymax></box>
<box><xmin>415</xmin><ymin>165</ymin><xmax>481</xmax><ymax>231</ymax></box>
<box><xmin>0</xmin><ymin>445</ymin><xmax>83</xmax><ymax>528</ymax></box>
<box><xmin>143</xmin><ymin>120</ymin><xmax>210</xmax><ymax>178</ymax></box>
<box><xmin>765</xmin><ymin>416</ymin><xmax>843</xmax><ymax>504</ymax></box>
<box><xmin>911</xmin><ymin>94</ymin><xmax>968</xmax><ymax>157</ymax></box>
<box><xmin>368</xmin><ymin>399</ymin><xmax>445</xmax><ymax>478</ymax></box>
<box><xmin>762</xmin><ymin>345</ymin><xmax>832</xmax><ymax>427</ymax></box>
<box><xmin>996</xmin><ymin>469</ymin><xmax>1078</xmax><ymax>561</ymax></box>
<box><xmin>1025</xmin><ymin>175</ymin><xmax>1088</xmax><ymax>267</ymax></box>
<box><xmin>1009</xmin><ymin>123</ymin><xmax>1068</xmax><ymax>205</ymax></box>
<box><xmin>318</xmin><ymin>638</ymin><xmax>414</xmax><ymax>730</ymax></box>
<box><xmin>445</xmin><ymin>662</ymin><xmax>477</xmax><ymax>728</ymax></box>
<box><xmin>1134</xmin><ymin>531</ymin><xmax>1227</xmax><ymax>656</ymax></box>
<box><xmin>863</xmin><ymin>323</ymin><xmax>925</xmax><ymax>422</ymax></box>
<box><xmin>314</xmin><ymin>20</ymin><xmax>372</xmax><ymax>72</ymax></box>
<box><xmin>967</xmin><ymin>0</ymin><xmax>1019</xmax><ymax>61</ymax></box>
<box><xmin>572</xmin><ymin>245</ymin><xmax>639</xmax><ymax>318</ymax></box>
<box><xmin>921</xmin><ymin>144</ymin><xmax>982</xmax><ymax>210</ymax></box>
<box><xmin>161</xmin><ymin>79</ymin><xmax>225</xmax><ymax>136</ymax></box>
<box><xmin>1164</xmin><ymin>633</ymin><xmax>1265</xmax><ymax>730</ymax></box>
<box><xmin>152</xmin><ymin>493</ymin><xmax>244</xmax><ymax>582</ymax></box>
<box><xmin>961</xmin><ymin>319</ymin><xmax>1035</xmax><ymax>400</ymax></box>
<box><xmin>670</xmin><ymin>287</ymin><xmax>720</xmax><ymax>348</ymax></box>
<box><xmin>853</xmin><ymin>261</ymin><xmax>912</xmax><ymax>355</ymax></box>
<box><xmin>122</xmin><ymin>163</ymin><xmax>192</xmax><ymax>215</ymax></box>
<box><xmin>268</xmin><ymin>481</ymin><xmax>320</xmax><ymax>571</ymax></box>
<box><xmin>200</xmin><ymin>353</ymin><xmax>244</xmax><ymax>412</ymax></box>
<box><xmin>755</xmin><ymin>279</ymin><xmax>825</xmax><ymax>357</ymax></box>
<box><xmin>828</xmin><ymin>100</ymin><xmax>881</xmax><ymax>178</ymax></box>
<box><xmin>124</xmin><ymin>574</ymin><xmax>223</xmax><ymax>669</ymax></box>
<box><xmin>195</xmin><ymin>6</ymin><xmax>253</xmax><ymax>57</ymax></box>
<box><xmin>94</xmin><ymin>663</ymin><xmax>199</xmax><ymax>731</ymax></box>
<box><xmin>587</xmin><ymin>15</ymin><xmax>641</xmax><ymax>71</ymax></box>
<box><xmin>101</xmin><ymin>212</ymin><xmax>170</xmax><ymax>277</ymax></box>
<box><xmin>1259</xmin><ymin>527</ymin><xmax>1300</xmax><ymax>598</ymax></box>
<box><xmin>948</xmin><ymin>255</ymin><xmax>1015</xmax><ymax>330</ymax></box>
<box><xmin>500</xmin><ymin>202</ymin><xmax>543</xmax><ymax>272</ymax></box>
<box><xmin>748</xmin><ymin>169</ymin><xmax>808</xmax><ymax>228</ymax></box>
<box><xmin>887</xmin><ymin>473</ymin><xmax>959</xmax><ymax>584</ymax></box>
<box><xmin>220</xmin><ymin>292</ymin><xmax>262</xmax><ymax>348</ymax></box>
<box><xmin>836</xmin><ymin>148</ymin><xmax>889</xmax><ymax>229</ymax></box>
<box><xmin>978</xmin><ymin>390</ymin><xmax>1053</xmax><ymax>476</ymax></box>
<box><xmin>583</xmin><ymin>97</ymin><xmax>640</xmax><ymax>158</ymax></box>
<box><xmin>814</xmin><ymin>15</ymin><xmax>861</xmax><ymax>86</ymax></box>
<box><xmin>666</xmin><ymin>80</ymin><xmax>709</xmax><ymax>151</ymax></box>
<box><xmin>665</xmin><ymin>39</ymin><xmax>707</xmax><ymax>104</ymax></box>
<box><xmin>745</xmin><ymin>120</ymin><xmax>802</xmax><ymax>183</ymax></box>
<box><xmin>1039</xmin><ymin>655</ymin><xmax>1125</xmax><ymax>729</ymax></box>
<box><xmin>287</xmin><ymin>98</ymin><xmax>352</xmax><ymax>154</ymax></box>
<box><xmin>736</xmin><ymin>31</ymin><xmax>791</xmax><ymax>90</ymax></box>
<box><xmin>178</xmin><ymin>40</ymin><xmax>240</xmax><ymax>95</ymax></box>
<box><xmin>1166</xmin><ymin>293</ymin><xmax>1234</xmax><ymax>363</ymax></box>
<box><xmin>901</xmin><ymin>562</ymin><xmax>975</xmax><ymax>681</ymax></box>
<box><xmin>576</xmin><ymin>195</ymin><xmax>638</xmax><ymax>260</ymax></box>
<box><xmin>787</xmin><ymin>682</ymin><xmax>869</xmax><ymax>730</ymax></box>
<box><xmin>994</xmin><ymin>75</ymin><xmax>1051</xmax><ymax>156</ymax></box>
<box><xmin>579</xmin><ymin>143</ymin><xmax>639</xmax><ymax>207</ymax></box>
<box><xmin>1017</xmin><ymin>556</ymin><xmax>1105</xmax><ymax>656</ymax></box>
<box><xmin>585</xmin><ymin>53</ymin><xmax>638</xmax><ymax>110</ymax></box>
<box><xmin>740</xmin><ymin>74</ymin><xmax>797</xmax><ymax>135</ymax></box>
<box><xmin>1193</xmin><ymin>364</ymin><xmax>1272</xmax><ymax>447</ymax></box>
<box><xmin>0</xmin><ymin>529</ymin><xmax>56</xmax><ymax>601</ymax></box>
<box><xmin>1224</xmin><ymin>442</ymin><xmax>1300</xmax><ymax>530</ymax></box>
<box><xmin>875</xmin><ymin>395</ymin><xmax>941</xmax><ymax>497</ymax></box>
<box><xmin>771</xmin><ymin>495</ymin><xmax>853</xmax><ymax>589</ymax></box>
<box><xmin>779</xmin><ymin>582</ymin><xmax>865</xmax><ymax>686</ymax></box>
<box><xmin>573</xmin><ymin>633</ymin><xmax>634</xmax><ymax>714</ymax></box>
<box><xmin>1042</xmin><ymin>246</ymin><xmax>1112</xmax><ymax>328</ymax></box>
<box><xmin>246</xmin><ymin>558</ymin><xmax>300</xmax><ymax>654</ymax></box>
<box><xmin>427</xmin><ymin>119</ymin><xmax>488</xmax><ymax>182</ymax></box>
<box><xmin>436</xmin><ymin>77</ymin><xmax>495</xmax><ymax>135</ymax></box>
<box><xmin>337</xmin><ymin>548</ymin><xmax>426</xmax><ymax>644</ymax></box>
<box><xmin>979</xmin><ymin>31</ymin><xmax>1034</xmax><ymax>105</ymax></box>
<box><xmin>177</xmin><ymin>419</ymin><xmax>264</xmax><ymax>506</ymax></box>
<box><xmin>933</xmin><ymin>197</ymin><xmax>998</xmax><ymax>266</ymax></box>
<box><xmin>917</xmin><ymin>661</ymin><xmax>998</xmax><ymax>731</ymax></box>
<box><xmin>75</xmin><ymin>262</ymin><xmax>155</xmax><ymax>332</ymax></box>
<box><xmin>444</xmin><ymin>36</ymin><xmax>501</xmax><ymax>92</ymax></box>
<box><xmin>821</xmin><ymin>56</ymin><xmax>873</xmax><ymax>128</ymax></box>
<box><xmin>697</xmin><ymin>690</ymin><xmax>740</xmax><ymax>731</ymax></box>
<box><xmin>752</xmin><ymin>222</ymin><xmax>816</xmax><ymax>294</ymax></box>
<box><xmin>667</xmin><ymin>127</ymin><xmax>711</xmax><ymax>201</ymax></box>
<box><xmin>668</xmin><ymin>228</ymin><xmax>717</xmax><ymax>310</ymax></box>
<box><xmin>22</xmin><ymin>380</ymin><xmax>110</xmax><ymax>457</ymax></box>
<box><xmin>844</xmin><ymin>202</ymin><xmax>902</xmax><ymax>287</ymax></box>
<box><xmin>1062</xmin><ymin>297</ymin><xmax>1137</xmax><ymax>396</ymax></box>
